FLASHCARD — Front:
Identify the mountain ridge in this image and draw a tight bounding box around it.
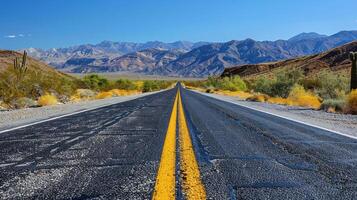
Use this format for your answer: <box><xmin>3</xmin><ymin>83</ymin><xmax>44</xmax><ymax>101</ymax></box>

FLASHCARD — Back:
<box><xmin>221</xmin><ymin>41</ymin><xmax>357</xmax><ymax>78</ymax></box>
<box><xmin>23</xmin><ymin>30</ymin><xmax>357</xmax><ymax>77</ymax></box>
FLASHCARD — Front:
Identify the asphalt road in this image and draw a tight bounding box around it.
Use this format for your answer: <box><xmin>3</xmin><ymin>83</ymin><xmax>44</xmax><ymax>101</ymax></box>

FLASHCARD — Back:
<box><xmin>0</xmin><ymin>85</ymin><xmax>356</xmax><ymax>199</ymax></box>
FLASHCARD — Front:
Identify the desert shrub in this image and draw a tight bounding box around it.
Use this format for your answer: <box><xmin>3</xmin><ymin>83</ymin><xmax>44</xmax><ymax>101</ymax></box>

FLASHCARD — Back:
<box><xmin>0</xmin><ymin>101</ymin><xmax>8</xmax><ymax>110</ymax></box>
<box><xmin>95</xmin><ymin>91</ymin><xmax>114</xmax><ymax>99</ymax></box>
<box><xmin>251</xmin><ymin>68</ymin><xmax>303</xmax><ymax>98</ymax></box>
<box><xmin>288</xmin><ymin>84</ymin><xmax>321</xmax><ymax>109</ymax></box>
<box><xmin>205</xmin><ymin>87</ymin><xmax>214</xmax><ymax>93</ymax></box>
<box><xmin>270</xmin><ymin>68</ymin><xmax>304</xmax><ymax>98</ymax></box>
<box><xmin>203</xmin><ymin>76</ymin><xmax>247</xmax><ymax>92</ymax></box>
<box><xmin>219</xmin><ymin>76</ymin><xmax>247</xmax><ymax>91</ymax></box>
<box><xmin>70</xmin><ymin>89</ymin><xmax>96</xmax><ymax>102</ymax></box>
<box><xmin>38</xmin><ymin>94</ymin><xmax>58</xmax><ymax>106</ymax></box>
<box><xmin>346</xmin><ymin>89</ymin><xmax>357</xmax><ymax>114</ymax></box>
<box><xmin>321</xmin><ymin>99</ymin><xmax>346</xmax><ymax>113</ymax></box>
<box><xmin>0</xmin><ymin>69</ymin><xmax>19</xmax><ymax>103</ymax></box>
<box><xmin>10</xmin><ymin>97</ymin><xmax>38</xmax><ymax>109</ymax></box>
<box><xmin>246</xmin><ymin>94</ymin><xmax>270</xmax><ymax>102</ymax></box>
<box><xmin>315</xmin><ymin>71</ymin><xmax>349</xmax><ymax>99</ymax></box>
<box><xmin>134</xmin><ymin>81</ymin><xmax>144</xmax><ymax>90</ymax></box>
<box><xmin>75</xmin><ymin>89</ymin><xmax>96</xmax><ymax>99</ymax></box>
<box><xmin>115</xmin><ymin>79</ymin><xmax>138</xmax><ymax>90</ymax></box>
<box><xmin>300</xmin><ymin>77</ymin><xmax>321</xmax><ymax>90</ymax></box>
<box><xmin>215</xmin><ymin>90</ymin><xmax>253</xmax><ymax>100</ymax></box>
<box><xmin>83</xmin><ymin>74</ymin><xmax>109</xmax><ymax>91</ymax></box>
<box><xmin>205</xmin><ymin>76</ymin><xmax>220</xmax><ymax>88</ymax></box>
<box><xmin>253</xmin><ymin>76</ymin><xmax>274</xmax><ymax>95</ymax></box>
<box><xmin>142</xmin><ymin>81</ymin><xmax>160</xmax><ymax>92</ymax></box>
<box><xmin>142</xmin><ymin>80</ymin><xmax>172</xmax><ymax>92</ymax></box>
<box><xmin>183</xmin><ymin>80</ymin><xmax>206</xmax><ymax>89</ymax></box>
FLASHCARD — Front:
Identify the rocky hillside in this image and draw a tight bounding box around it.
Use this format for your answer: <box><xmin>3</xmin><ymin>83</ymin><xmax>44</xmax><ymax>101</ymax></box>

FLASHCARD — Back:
<box><xmin>68</xmin><ymin>48</ymin><xmax>186</xmax><ymax>73</ymax></box>
<box><xmin>25</xmin><ymin>41</ymin><xmax>208</xmax><ymax>68</ymax></box>
<box><xmin>221</xmin><ymin>41</ymin><xmax>357</xmax><ymax>78</ymax></box>
<box><xmin>0</xmin><ymin>50</ymin><xmax>73</xmax><ymax>79</ymax></box>
<box><xmin>158</xmin><ymin>31</ymin><xmax>357</xmax><ymax>77</ymax></box>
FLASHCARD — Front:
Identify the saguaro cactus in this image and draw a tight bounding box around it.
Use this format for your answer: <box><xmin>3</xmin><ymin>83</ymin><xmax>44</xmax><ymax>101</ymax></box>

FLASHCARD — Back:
<box><xmin>13</xmin><ymin>50</ymin><xmax>28</xmax><ymax>82</ymax></box>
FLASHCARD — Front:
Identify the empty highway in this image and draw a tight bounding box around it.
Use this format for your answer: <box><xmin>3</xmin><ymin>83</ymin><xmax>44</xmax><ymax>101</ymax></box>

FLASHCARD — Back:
<box><xmin>0</xmin><ymin>85</ymin><xmax>356</xmax><ymax>199</ymax></box>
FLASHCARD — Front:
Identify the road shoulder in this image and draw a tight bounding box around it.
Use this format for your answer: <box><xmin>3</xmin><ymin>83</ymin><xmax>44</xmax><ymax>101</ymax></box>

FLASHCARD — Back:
<box><xmin>193</xmin><ymin>90</ymin><xmax>357</xmax><ymax>139</ymax></box>
<box><xmin>0</xmin><ymin>91</ymin><xmax>162</xmax><ymax>132</ymax></box>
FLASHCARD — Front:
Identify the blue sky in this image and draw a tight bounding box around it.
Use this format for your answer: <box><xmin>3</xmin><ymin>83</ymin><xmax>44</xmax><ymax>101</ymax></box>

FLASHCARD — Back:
<box><xmin>1</xmin><ymin>0</ymin><xmax>357</xmax><ymax>49</ymax></box>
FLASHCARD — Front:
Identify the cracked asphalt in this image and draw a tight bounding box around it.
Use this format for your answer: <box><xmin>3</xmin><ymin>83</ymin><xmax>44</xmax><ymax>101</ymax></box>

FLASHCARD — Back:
<box><xmin>0</xmin><ymin>85</ymin><xmax>357</xmax><ymax>199</ymax></box>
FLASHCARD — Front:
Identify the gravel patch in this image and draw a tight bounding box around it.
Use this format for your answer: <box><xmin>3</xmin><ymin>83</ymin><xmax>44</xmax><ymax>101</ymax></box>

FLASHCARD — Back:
<box><xmin>0</xmin><ymin>91</ymin><xmax>161</xmax><ymax>132</ymax></box>
<box><xmin>196</xmin><ymin>91</ymin><xmax>357</xmax><ymax>139</ymax></box>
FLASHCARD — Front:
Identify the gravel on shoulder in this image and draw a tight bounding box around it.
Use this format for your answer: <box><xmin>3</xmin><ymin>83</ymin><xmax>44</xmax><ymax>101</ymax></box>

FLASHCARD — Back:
<box><xmin>196</xmin><ymin>91</ymin><xmax>357</xmax><ymax>139</ymax></box>
<box><xmin>0</xmin><ymin>91</ymin><xmax>161</xmax><ymax>132</ymax></box>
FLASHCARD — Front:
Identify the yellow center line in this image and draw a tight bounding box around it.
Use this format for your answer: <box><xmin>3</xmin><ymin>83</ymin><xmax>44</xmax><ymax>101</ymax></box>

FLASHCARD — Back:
<box><xmin>177</xmin><ymin>90</ymin><xmax>207</xmax><ymax>200</ymax></box>
<box><xmin>152</xmin><ymin>91</ymin><xmax>179</xmax><ymax>200</ymax></box>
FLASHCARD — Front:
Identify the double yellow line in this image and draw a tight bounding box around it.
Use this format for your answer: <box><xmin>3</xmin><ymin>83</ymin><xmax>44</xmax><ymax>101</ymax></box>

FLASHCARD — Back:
<box><xmin>152</xmin><ymin>89</ymin><xmax>206</xmax><ymax>200</ymax></box>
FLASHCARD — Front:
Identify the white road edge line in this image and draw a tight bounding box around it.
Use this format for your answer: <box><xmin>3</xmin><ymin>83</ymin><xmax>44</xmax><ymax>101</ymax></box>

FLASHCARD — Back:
<box><xmin>192</xmin><ymin>90</ymin><xmax>357</xmax><ymax>140</ymax></box>
<box><xmin>0</xmin><ymin>90</ymin><xmax>166</xmax><ymax>135</ymax></box>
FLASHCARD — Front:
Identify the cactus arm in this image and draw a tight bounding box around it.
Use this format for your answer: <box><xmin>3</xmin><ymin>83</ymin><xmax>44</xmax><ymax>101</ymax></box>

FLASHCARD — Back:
<box><xmin>22</xmin><ymin>51</ymin><xmax>27</xmax><ymax>68</ymax></box>
<box><xmin>350</xmin><ymin>52</ymin><xmax>357</xmax><ymax>91</ymax></box>
<box><xmin>13</xmin><ymin>51</ymin><xmax>28</xmax><ymax>82</ymax></box>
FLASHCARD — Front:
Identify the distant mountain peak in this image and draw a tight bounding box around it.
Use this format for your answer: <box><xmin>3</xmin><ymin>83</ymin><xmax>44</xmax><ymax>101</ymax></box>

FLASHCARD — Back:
<box><xmin>23</xmin><ymin>30</ymin><xmax>357</xmax><ymax>77</ymax></box>
<box><xmin>288</xmin><ymin>32</ymin><xmax>327</xmax><ymax>42</ymax></box>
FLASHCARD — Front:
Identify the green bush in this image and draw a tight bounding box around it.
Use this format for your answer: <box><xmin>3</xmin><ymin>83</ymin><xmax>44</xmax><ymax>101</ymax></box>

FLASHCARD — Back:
<box><xmin>315</xmin><ymin>71</ymin><xmax>349</xmax><ymax>99</ymax></box>
<box><xmin>11</xmin><ymin>97</ymin><xmax>38</xmax><ymax>109</ymax></box>
<box><xmin>250</xmin><ymin>68</ymin><xmax>304</xmax><ymax>98</ymax></box>
<box><xmin>271</xmin><ymin>68</ymin><xmax>304</xmax><ymax>98</ymax></box>
<box><xmin>252</xmin><ymin>76</ymin><xmax>274</xmax><ymax>95</ymax></box>
<box><xmin>83</xmin><ymin>74</ymin><xmax>109</xmax><ymax>91</ymax></box>
<box><xmin>115</xmin><ymin>79</ymin><xmax>138</xmax><ymax>90</ymax></box>
<box><xmin>220</xmin><ymin>76</ymin><xmax>247</xmax><ymax>91</ymax></box>
<box><xmin>183</xmin><ymin>80</ymin><xmax>206</xmax><ymax>88</ymax></box>
<box><xmin>142</xmin><ymin>80</ymin><xmax>172</xmax><ymax>92</ymax></box>
<box><xmin>203</xmin><ymin>76</ymin><xmax>247</xmax><ymax>92</ymax></box>
<box><xmin>205</xmin><ymin>76</ymin><xmax>220</xmax><ymax>88</ymax></box>
<box><xmin>321</xmin><ymin>98</ymin><xmax>346</xmax><ymax>112</ymax></box>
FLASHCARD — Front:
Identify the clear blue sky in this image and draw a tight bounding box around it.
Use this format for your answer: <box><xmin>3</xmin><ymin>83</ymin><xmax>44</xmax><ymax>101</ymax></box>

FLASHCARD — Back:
<box><xmin>1</xmin><ymin>0</ymin><xmax>357</xmax><ymax>49</ymax></box>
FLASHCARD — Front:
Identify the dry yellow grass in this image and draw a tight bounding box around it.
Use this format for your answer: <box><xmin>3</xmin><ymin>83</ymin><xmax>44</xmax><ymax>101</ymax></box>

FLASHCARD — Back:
<box><xmin>134</xmin><ymin>81</ymin><xmax>144</xmax><ymax>89</ymax></box>
<box><xmin>70</xmin><ymin>89</ymin><xmax>97</xmax><ymax>102</ymax></box>
<box><xmin>347</xmin><ymin>89</ymin><xmax>357</xmax><ymax>114</ymax></box>
<box><xmin>267</xmin><ymin>97</ymin><xmax>293</xmax><ymax>105</ymax></box>
<box><xmin>211</xmin><ymin>85</ymin><xmax>321</xmax><ymax>109</ymax></box>
<box><xmin>287</xmin><ymin>85</ymin><xmax>321</xmax><ymax>109</ymax></box>
<box><xmin>109</xmin><ymin>89</ymin><xmax>140</xmax><ymax>96</ymax></box>
<box><xmin>215</xmin><ymin>90</ymin><xmax>253</xmax><ymax>100</ymax></box>
<box><xmin>38</xmin><ymin>94</ymin><xmax>58</xmax><ymax>106</ymax></box>
<box><xmin>95</xmin><ymin>91</ymin><xmax>114</xmax><ymax>99</ymax></box>
<box><xmin>187</xmin><ymin>84</ymin><xmax>322</xmax><ymax>110</ymax></box>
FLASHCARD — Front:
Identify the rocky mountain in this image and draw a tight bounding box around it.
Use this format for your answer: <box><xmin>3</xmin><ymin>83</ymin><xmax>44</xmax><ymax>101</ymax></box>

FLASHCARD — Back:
<box><xmin>155</xmin><ymin>31</ymin><xmax>357</xmax><ymax>77</ymax></box>
<box><xmin>68</xmin><ymin>48</ymin><xmax>186</xmax><ymax>73</ymax></box>
<box><xmin>23</xmin><ymin>30</ymin><xmax>357</xmax><ymax>77</ymax></box>
<box><xmin>25</xmin><ymin>41</ymin><xmax>209</xmax><ymax>68</ymax></box>
<box><xmin>221</xmin><ymin>41</ymin><xmax>357</xmax><ymax>78</ymax></box>
<box><xmin>0</xmin><ymin>50</ymin><xmax>73</xmax><ymax>79</ymax></box>
<box><xmin>288</xmin><ymin>32</ymin><xmax>327</xmax><ymax>42</ymax></box>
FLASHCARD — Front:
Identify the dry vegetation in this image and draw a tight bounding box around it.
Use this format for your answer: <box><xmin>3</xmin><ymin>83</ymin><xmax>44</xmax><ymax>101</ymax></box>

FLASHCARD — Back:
<box><xmin>0</xmin><ymin>51</ymin><xmax>174</xmax><ymax>110</ymax></box>
<box><xmin>184</xmin><ymin>68</ymin><xmax>356</xmax><ymax>114</ymax></box>
<box><xmin>38</xmin><ymin>94</ymin><xmax>59</xmax><ymax>106</ymax></box>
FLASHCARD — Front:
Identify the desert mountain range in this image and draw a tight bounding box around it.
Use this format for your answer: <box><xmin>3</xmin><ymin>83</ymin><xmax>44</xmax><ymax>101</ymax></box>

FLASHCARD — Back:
<box><xmin>24</xmin><ymin>31</ymin><xmax>357</xmax><ymax>77</ymax></box>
